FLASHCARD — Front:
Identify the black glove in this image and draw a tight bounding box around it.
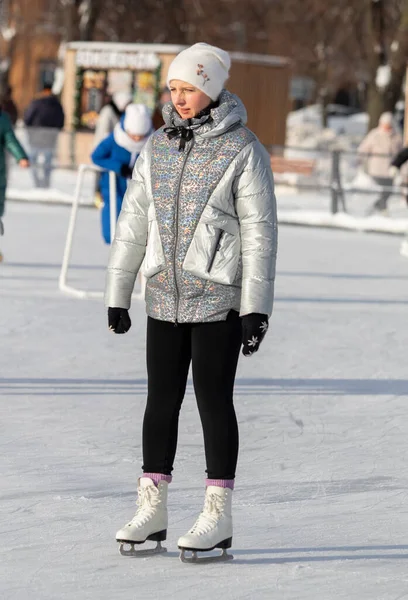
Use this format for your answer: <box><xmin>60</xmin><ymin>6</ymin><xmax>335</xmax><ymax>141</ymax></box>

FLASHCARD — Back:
<box><xmin>241</xmin><ymin>313</ymin><xmax>269</xmax><ymax>357</ymax></box>
<box><xmin>120</xmin><ymin>164</ymin><xmax>133</xmax><ymax>178</ymax></box>
<box><xmin>108</xmin><ymin>307</ymin><xmax>131</xmax><ymax>334</ymax></box>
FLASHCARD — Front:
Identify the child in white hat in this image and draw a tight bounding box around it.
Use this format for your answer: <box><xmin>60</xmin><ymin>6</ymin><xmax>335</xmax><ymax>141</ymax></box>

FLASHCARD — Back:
<box><xmin>105</xmin><ymin>43</ymin><xmax>277</xmax><ymax>561</ymax></box>
<box><xmin>91</xmin><ymin>103</ymin><xmax>152</xmax><ymax>243</ymax></box>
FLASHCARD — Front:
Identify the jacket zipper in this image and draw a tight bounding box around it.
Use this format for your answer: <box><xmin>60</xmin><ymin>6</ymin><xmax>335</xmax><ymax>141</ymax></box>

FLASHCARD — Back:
<box><xmin>207</xmin><ymin>229</ymin><xmax>224</xmax><ymax>273</ymax></box>
<box><xmin>173</xmin><ymin>137</ymin><xmax>195</xmax><ymax>325</ymax></box>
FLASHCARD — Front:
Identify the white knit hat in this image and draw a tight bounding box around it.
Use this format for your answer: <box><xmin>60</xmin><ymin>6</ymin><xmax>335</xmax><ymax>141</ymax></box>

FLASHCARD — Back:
<box><xmin>112</xmin><ymin>91</ymin><xmax>133</xmax><ymax>112</ymax></box>
<box><xmin>167</xmin><ymin>42</ymin><xmax>231</xmax><ymax>101</ymax></box>
<box><xmin>379</xmin><ymin>112</ymin><xmax>393</xmax><ymax>127</ymax></box>
<box><xmin>123</xmin><ymin>103</ymin><xmax>152</xmax><ymax>136</ymax></box>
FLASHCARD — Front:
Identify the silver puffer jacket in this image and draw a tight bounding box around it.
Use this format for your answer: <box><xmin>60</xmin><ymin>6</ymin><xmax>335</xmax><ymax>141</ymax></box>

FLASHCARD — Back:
<box><xmin>105</xmin><ymin>90</ymin><xmax>277</xmax><ymax>323</ymax></box>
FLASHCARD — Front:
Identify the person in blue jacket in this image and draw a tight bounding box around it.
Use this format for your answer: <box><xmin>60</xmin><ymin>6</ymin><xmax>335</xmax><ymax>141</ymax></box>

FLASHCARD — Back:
<box><xmin>91</xmin><ymin>103</ymin><xmax>152</xmax><ymax>244</ymax></box>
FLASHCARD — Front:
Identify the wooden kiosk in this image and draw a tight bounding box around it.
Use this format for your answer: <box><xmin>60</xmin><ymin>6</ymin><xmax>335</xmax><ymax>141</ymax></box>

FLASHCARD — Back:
<box><xmin>61</xmin><ymin>42</ymin><xmax>291</xmax><ymax>164</ymax></box>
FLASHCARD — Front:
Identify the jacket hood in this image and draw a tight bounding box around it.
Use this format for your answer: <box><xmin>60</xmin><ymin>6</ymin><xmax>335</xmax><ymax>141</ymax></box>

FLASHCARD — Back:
<box><xmin>162</xmin><ymin>90</ymin><xmax>247</xmax><ymax>140</ymax></box>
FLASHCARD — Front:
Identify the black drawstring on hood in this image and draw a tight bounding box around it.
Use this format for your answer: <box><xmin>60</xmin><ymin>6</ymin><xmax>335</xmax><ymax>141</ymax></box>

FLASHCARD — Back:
<box><xmin>164</xmin><ymin>125</ymin><xmax>194</xmax><ymax>152</ymax></box>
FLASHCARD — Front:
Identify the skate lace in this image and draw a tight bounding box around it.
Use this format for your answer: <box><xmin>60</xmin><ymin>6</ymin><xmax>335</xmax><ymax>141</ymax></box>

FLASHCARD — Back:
<box><xmin>190</xmin><ymin>493</ymin><xmax>225</xmax><ymax>536</ymax></box>
<box><xmin>128</xmin><ymin>486</ymin><xmax>161</xmax><ymax>526</ymax></box>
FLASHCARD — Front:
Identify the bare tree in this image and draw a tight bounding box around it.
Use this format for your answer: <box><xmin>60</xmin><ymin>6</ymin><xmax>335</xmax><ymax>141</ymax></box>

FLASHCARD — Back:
<box><xmin>77</xmin><ymin>0</ymin><xmax>101</xmax><ymax>40</ymax></box>
<box><xmin>262</xmin><ymin>0</ymin><xmax>408</xmax><ymax>128</ymax></box>
<box><xmin>4</xmin><ymin>0</ymin><xmax>407</xmax><ymax>131</ymax></box>
<box><xmin>364</xmin><ymin>0</ymin><xmax>408</xmax><ymax>127</ymax></box>
<box><xmin>0</xmin><ymin>0</ymin><xmax>19</xmax><ymax>88</ymax></box>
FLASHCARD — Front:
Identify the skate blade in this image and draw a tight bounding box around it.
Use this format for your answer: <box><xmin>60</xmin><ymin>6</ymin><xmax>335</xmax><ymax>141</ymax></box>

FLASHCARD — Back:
<box><xmin>119</xmin><ymin>541</ymin><xmax>167</xmax><ymax>557</ymax></box>
<box><xmin>179</xmin><ymin>548</ymin><xmax>233</xmax><ymax>564</ymax></box>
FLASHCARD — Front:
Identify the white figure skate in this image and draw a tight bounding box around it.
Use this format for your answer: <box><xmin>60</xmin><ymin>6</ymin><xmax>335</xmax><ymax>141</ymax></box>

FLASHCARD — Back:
<box><xmin>178</xmin><ymin>486</ymin><xmax>234</xmax><ymax>563</ymax></box>
<box><xmin>116</xmin><ymin>477</ymin><xmax>168</xmax><ymax>557</ymax></box>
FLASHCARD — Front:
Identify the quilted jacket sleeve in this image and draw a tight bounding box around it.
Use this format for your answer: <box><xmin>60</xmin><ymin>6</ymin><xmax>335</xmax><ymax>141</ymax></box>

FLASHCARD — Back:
<box><xmin>91</xmin><ymin>134</ymin><xmax>123</xmax><ymax>175</ymax></box>
<box><xmin>104</xmin><ymin>139</ymin><xmax>151</xmax><ymax>308</ymax></box>
<box><xmin>234</xmin><ymin>140</ymin><xmax>277</xmax><ymax>317</ymax></box>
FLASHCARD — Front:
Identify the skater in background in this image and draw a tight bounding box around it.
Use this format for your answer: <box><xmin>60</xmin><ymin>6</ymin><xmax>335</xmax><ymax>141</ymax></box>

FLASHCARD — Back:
<box><xmin>105</xmin><ymin>43</ymin><xmax>277</xmax><ymax>561</ymax></box>
<box><xmin>92</xmin><ymin>91</ymin><xmax>133</xmax><ymax>208</ymax></box>
<box><xmin>93</xmin><ymin>91</ymin><xmax>133</xmax><ymax>148</ymax></box>
<box><xmin>0</xmin><ymin>84</ymin><xmax>19</xmax><ymax>179</ymax></box>
<box><xmin>24</xmin><ymin>83</ymin><xmax>65</xmax><ymax>189</ymax></box>
<box><xmin>358</xmin><ymin>112</ymin><xmax>402</xmax><ymax>215</ymax></box>
<box><xmin>91</xmin><ymin>103</ymin><xmax>152</xmax><ymax>244</ymax></box>
<box><xmin>0</xmin><ymin>108</ymin><xmax>30</xmax><ymax>261</ymax></box>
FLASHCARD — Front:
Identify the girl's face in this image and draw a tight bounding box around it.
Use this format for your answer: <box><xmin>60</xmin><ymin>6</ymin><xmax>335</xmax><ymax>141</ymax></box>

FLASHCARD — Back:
<box><xmin>169</xmin><ymin>80</ymin><xmax>212</xmax><ymax>119</ymax></box>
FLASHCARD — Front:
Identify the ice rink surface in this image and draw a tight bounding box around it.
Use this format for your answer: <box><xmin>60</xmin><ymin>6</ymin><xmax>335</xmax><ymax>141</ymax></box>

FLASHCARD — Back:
<box><xmin>1</xmin><ymin>202</ymin><xmax>408</xmax><ymax>600</ymax></box>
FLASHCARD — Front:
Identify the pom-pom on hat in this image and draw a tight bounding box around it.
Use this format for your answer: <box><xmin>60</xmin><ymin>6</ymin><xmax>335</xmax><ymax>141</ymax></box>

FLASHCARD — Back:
<box><xmin>123</xmin><ymin>103</ymin><xmax>152</xmax><ymax>136</ymax></box>
<box><xmin>167</xmin><ymin>42</ymin><xmax>231</xmax><ymax>101</ymax></box>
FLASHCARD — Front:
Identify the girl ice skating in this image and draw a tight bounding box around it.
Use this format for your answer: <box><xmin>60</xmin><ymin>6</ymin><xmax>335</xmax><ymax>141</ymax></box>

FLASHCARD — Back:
<box><xmin>104</xmin><ymin>42</ymin><xmax>277</xmax><ymax>561</ymax></box>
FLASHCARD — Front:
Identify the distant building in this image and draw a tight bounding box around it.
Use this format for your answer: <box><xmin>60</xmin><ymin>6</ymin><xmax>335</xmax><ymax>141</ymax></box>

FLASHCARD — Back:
<box><xmin>61</xmin><ymin>42</ymin><xmax>291</xmax><ymax>164</ymax></box>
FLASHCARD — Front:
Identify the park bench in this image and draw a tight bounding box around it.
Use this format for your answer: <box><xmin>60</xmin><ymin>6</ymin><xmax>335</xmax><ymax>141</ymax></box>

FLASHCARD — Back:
<box><xmin>270</xmin><ymin>155</ymin><xmax>316</xmax><ymax>175</ymax></box>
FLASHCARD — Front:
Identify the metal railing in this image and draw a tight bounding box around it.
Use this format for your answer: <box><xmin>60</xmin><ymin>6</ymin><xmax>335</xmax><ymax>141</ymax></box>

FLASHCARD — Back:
<box><xmin>268</xmin><ymin>144</ymin><xmax>407</xmax><ymax>215</ymax></box>
<box><xmin>58</xmin><ymin>163</ymin><xmax>146</xmax><ymax>300</ymax></box>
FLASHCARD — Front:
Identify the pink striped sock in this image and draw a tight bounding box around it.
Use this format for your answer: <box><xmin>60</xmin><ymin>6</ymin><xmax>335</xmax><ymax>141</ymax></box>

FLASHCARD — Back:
<box><xmin>206</xmin><ymin>479</ymin><xmax>234</xmax><ymax>490</ymax></box>
<box><xmin>143</xmin><ymin>473</ymin><xmax>172</xmax><ymax>487</ymax></box>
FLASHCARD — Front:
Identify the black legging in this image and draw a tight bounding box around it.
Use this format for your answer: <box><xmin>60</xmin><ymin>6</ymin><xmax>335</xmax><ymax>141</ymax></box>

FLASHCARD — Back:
<box><xmin>142</xmin><ymin>310</ymin><xmax>242</xmax><ymax>479</ymax></box>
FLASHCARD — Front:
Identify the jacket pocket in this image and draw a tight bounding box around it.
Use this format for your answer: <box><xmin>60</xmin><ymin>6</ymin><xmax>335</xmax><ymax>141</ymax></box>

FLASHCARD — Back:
<box><xmin>183</xmin><ymin>206</ymin><xmax>241</xmax><ymax>285</ymax></box>
<box><xmin>141</xmin><ymin>204</ymin><xmax>166</xmax><ymax>278</ymax></box>
<box><xmin>207</xmin><ymin>228</ymin><xmax>225</xmax><ymax>272</ymax></box>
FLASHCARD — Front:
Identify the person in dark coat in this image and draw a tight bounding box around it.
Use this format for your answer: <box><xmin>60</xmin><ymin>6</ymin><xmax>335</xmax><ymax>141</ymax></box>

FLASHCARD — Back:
<box><xmin>24</xmin><ymin>84</ymin><xmax>65</xmax><ymax>188</ymax></box>
<box><xmin>389</xmin><ymin>145</ymin><xmax>408</xmax><ymax>205</ymax></box>
<box><xmin>91</xmin><ymin>103</ymin><xmax>152</xmax><ymax>244</ymax></box>
<box><xmin>0</xmin><ymin>109</ymin><xmax>29</xmax><ymax>261</ymax></box>
<box><xmin>390</xmin><ymin>146</ymin><xmax>408</xmax><ymax>178</ymax></box>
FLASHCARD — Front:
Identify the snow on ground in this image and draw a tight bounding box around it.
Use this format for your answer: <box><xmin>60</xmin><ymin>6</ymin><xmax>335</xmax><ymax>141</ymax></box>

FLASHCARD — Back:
<box><xmin>276</xmin><ymin>185</ymin><xmax>408</xmax><ymax>234</ymax></box>
<box><xmin>7</xmin><ymin>164</ymin><xmax>95</xmax><ymax>206</ymax></box>
<box><xmin>286</xmin><ymin>104</ymin><xmax>369</xmax><ymax>139</ymax></box>
<box><xmin>1</xmin><ymin>202</ymin><xmax>408</xmax><ymax>600</ymax></box>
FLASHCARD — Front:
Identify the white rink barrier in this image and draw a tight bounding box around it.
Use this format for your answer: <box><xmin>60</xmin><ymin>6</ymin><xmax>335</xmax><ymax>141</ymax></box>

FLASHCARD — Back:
<box><xmin>59</xmin><ymin>163</ymin><xmax>146</xmax><ymax>300</ymax></box>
